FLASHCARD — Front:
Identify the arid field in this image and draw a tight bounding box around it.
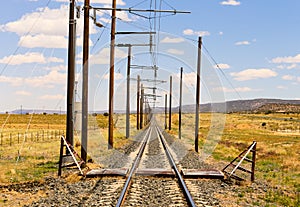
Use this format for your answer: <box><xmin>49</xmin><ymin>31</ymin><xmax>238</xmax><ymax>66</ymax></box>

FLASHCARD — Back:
<box><xmin>0</xmin><ymin>112</ymin><xmax>299</xmax><ymax>206</ymax></box>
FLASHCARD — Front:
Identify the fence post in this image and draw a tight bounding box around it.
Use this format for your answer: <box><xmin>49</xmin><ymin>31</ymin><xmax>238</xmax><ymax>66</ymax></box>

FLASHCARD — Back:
<box><xmin>0</xmin><ymin>133</ymin><xmax>2</xmax><ymax>146</ymax></box>
<box><xmin>18</xmin><ymin>132</ymin><xmax>20</xmax><ymax>144</ymax></box>
<box><xmin>25</xmin><ymin>132</ymin><xmax>27</xmax><ymax>142</ymax></box>
<box><xmin>42</xmin><ymin>130</ymin><xmax>44</xmax><ymax>141</ymax></box>
<box><xmin>251</xmin><ymin>141</ymin><xmax>257</xmax><ymax>182</ymax></box>
<box><xmin>37</xmin><ymin>132</ymin><xmax>39</xmax><ymax>142</ymax></box>
<box><xmin>10</xmin><ymin>133</ymin><xmax>12</xmax><ymax>146</ymax></box>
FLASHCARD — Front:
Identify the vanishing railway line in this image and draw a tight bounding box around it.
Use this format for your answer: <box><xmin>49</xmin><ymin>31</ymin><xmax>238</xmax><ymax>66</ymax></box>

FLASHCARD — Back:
<box><xmin>115</xmin><ymin>118</ymin><xmax>196</xmax><ymax>207</ymax></box>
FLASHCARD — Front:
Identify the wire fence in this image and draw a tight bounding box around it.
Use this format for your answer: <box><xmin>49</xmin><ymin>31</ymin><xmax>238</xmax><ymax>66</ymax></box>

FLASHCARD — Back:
<box><xmin>0</xmin><ymin>130</ymin><xmax>65</xmax><ymax>146</ymax></box>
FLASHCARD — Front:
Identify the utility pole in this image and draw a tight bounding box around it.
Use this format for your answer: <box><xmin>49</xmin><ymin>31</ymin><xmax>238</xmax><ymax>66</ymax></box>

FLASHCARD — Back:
<box><xmin>140</xmin><ymin>85</ymin><xmax>144</xmax><ymax>129</ymax></box>
<box><xmin>179</xmin><ymin>67</ymin><xmax>183</xmax><ymax>139</ymax></box>
<box><xmin>66</xmin><ymin>0</ymin><xmax>76</xmax><ymax>147</ymax></box>
<box><xmin>195</xmin><ymin>37</ymin><xmax>202</xmax><ymax>153</ymax></box>
<box><xmin>108</xmin><ymin>0</ymin><xmax>117</xmax><ymax>149</ymax></box>
<box><xmin>126</xmin><ymin>46</ymin><xmax>131</xmax><ymax>138</ymax></box>
<box><xmin>137</xmin><ymin>75</ymin><xmax>140</xmax><ymax>130</ymax></box>
<box><xmin>81</xmin><ymin>0</ymin><xmax>90</xmax><ymax>162</ymax></box>
<box><xmin>169</xmin><ymin>76</ymin><xmax>172</xmax><ymax>130</ymax></box>
<box><xmin>165</xmin><ymin>94</ymin><xmax>167</xmax><ymax>129</ymax></box>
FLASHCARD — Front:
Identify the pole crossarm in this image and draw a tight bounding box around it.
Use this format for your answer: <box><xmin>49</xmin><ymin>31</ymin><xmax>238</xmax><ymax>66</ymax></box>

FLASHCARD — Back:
<box><xmin>140</xmin><ymin>79</ymin><xmax>167</xmax><ymax>83</ymax></box>
<box><xmin>143</xmin><ymin>86</ymin><xmax>157</xmax><ymax>90</ymax></box>
<box><xmin>143</xmin><ymin>93</ymin><xmax>162</xmax><ymax>97</ymax></box>
<box><xmin>143</xmin><ymin>96</ymin><xmax>159</xmax><ymax>99</ymax></box>
<box><xmin>131</xmin><ymin>65</ymin><xmax>158</xmax><ymax>70</ymax></box>
<box><xmin>115</xmin><ymin>43</ymin><xmax>154</xmax><ymax>47</ymax></box>
<box><xmin>93</xmin><ymin>7</ymin><xmax>191</xmax><ymax>14</ymax></box>
<box><xmin>116</xmin><ymin>31</ymin><xmax>156</xmax><ymax>35</ymax></box>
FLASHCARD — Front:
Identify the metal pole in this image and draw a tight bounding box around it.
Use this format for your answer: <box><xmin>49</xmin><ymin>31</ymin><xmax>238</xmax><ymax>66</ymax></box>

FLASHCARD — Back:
<box><xmin>179</xmin><ymin>67</ymin><xmax>183</xmax><ymax>139</ymax></box>
<box><xmin>108</xmin><ymin>0</ymin><xmax>117</xmax><ymax>149</ymax></box>
<box><xmin>137</xmin><ymin>75</ymin><xmax>140</xmax><ymax>130</ymax></box>
<box><xmin>66</xmin><ymin>0</ymin><xmax>76</xmax><ymax>147</ymax></box>
<box><xmin>169</xmin><ymin>76</ymin><xmax>172</xmax><ymax>130</ymax></box>
<box><xmin>165</xmin><ymin>94</ymin><xmax>167</xmax><ymax>129</ymax></box>
<box><xmin>195</xmin><ymin>36</ymin><xmax>202</xmax><ymax>153</ymax></box>
<box><xmin>126</xmin><ymin>46</ymin><xmax>131</xmax><ymax>138</ymax></box>
<box><xmin>251</xmin><ymin>141</ymin><xmax>257</xmax><ymax>181</ymax></box>
<box><xmin>140</xmin><ymin>85</ymin><xmax>144</xmax><ymax>129</ymax></box>
<box><xmin>81</xmin><ymin>0</ymin><xmax>90</xmax><ymax>162</ymax></box>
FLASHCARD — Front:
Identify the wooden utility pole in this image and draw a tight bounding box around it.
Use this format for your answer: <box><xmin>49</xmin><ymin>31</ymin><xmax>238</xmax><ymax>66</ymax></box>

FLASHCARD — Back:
<box><xmin>137</xmin><ymin>75</ymin><xmax>140</xmax><ymax>130</ymax></box>
<box><xmin>169</xmin><ymin>76</ymin><xmax>172</xmax><ymax>130</ymax></box>
<box><xmin>140</xmin><ymin>85</ymin><xmax>144</xmax><ymax>129</ymax></box>
<box><xmin>179</xmin><ymin>67</ymin><xmax>183</xmax><ymax>139</ymax></box>
<box><xmin>165</xmin><ymin>94</ymin><xmax>167</xmax><ymax>129</ymax></box>
<box><xmin>108</xmin><ymin>0</ymin><xmax>117</xmax><ymax>149</ymax></box>
<box><xmin>195</xmin><ymin>37</ymin><xmax>202</xmax><ymax>153</ymax></box>
<box><xmin>66</xmin><ymin>0</ymin><xmax>76</xmax><ymax>147</ymax></box>
<box><xmin>81</xmin><ymin>0</ymin><xmax>90</xmax><ymax>162</ymax></box>
<box><xmin>126</xmin><ymin>46</ymin><xmax>131</xmax><ymax>138</ymax></box>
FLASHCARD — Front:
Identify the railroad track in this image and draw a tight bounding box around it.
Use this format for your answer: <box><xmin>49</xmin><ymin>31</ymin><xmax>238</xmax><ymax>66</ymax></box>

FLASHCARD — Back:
<box><xmin>116</xmin><ymin>119</ymin><xmax>196</xmax><ymax>207</ymax></box>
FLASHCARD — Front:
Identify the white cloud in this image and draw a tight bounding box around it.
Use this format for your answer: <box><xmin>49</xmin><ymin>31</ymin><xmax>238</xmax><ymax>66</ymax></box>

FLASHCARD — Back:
<box><xmin>277</xmin><ymin>85</ymin><xmax>287</xmax><ymax>89</ymax></box>
<box><xmin>235</xmin><ymin>41</ymin><xmax>250</xmax><ymax>46</ymax></box>
<box><xmin>282</xmin><ymin>75</ymin><xmax>295</xmax><ymax>81</ymax></box>
<box><xmin>1</xmin><ymin>5</ymin><xmax>69</xmax><ymax>36</ymax></box>
<box><xmin>19</xmin><ymin>34</ymin><xmax>67</xmax><ymax>48</ymax></box>
<box><xmin>167</xmin><ymin>49</ymin><xmax>184</xmax><ymax>55</ymax></box>
<box><xmin>230</xmin><ymin>68</ymin><xmax>278</xmax><ymax>81</ymax></box>
<box><xmin>214</xmin><ymin>63</ymin><xmax>230</xmax><ymax>69</ymax></box>
<box><xmin>0</xmin><ymin>76</ymin><xmax>23</xmax><ymax>86</ymax></box>
<box><xmin>25</xmin><ymin>70</ymin><xmax>66</xmax><ymax>88</ymax></box>
<box><xmin>182</xmin><ymin>72</ymin><xmax>197</xmax><ymax>88</ymax></box>
<box><xmin>220</xmin><ymin>0</ymin><xmax>241</xmax><ymax>6</ymax></box>
<box><xmin>39</xmin><ymin>94</ymin><xmax>65</xmax><ymax>100</ymax></box>
<box><xmin>214</xmin><ymin>87</ymin><xmax>256</xmax><ymax>92</ymax></box>
<box><xmin>90</xmin><ymin>47</ymin><xmax>127</xmax><ymax>65</ymax></box>
<box><xmin>115</xmin><ymin>11</ymin><xmax>134</xmax><ymax>22</ymax></box>
<box><xmin>161</xmin><ymin>37</ymin><xmax>184</xmax><ymax>43</ymax></box>
<box><xmin>103</xmin><ymin>72</ymin><xmax>124</xmax><ymax>80</ymax></box>
<box><xmin>54</xmin><ymin>0</ymin><xmax>126</xmax><ymax>5</ymax></box>
<box><xmin>183</xmin><ymin>29</ymin><xmax>210</xmax><ymax>37</ymax></box>
<box><xmin>44</xmin><ymin>64</ymin><xmax>67</xmax><ymax>72</ymax></box>
<box><xmin>287</xmin><ymin>64</ymin><xmax>297</xmax><ymax>69</ymax></box>
<box><xmin>0</xmin><ymin>5</ymin><xmax>97</xmax><ymax>49</ymax></box>
<box><xmin>99</xmin><ymin>17</ymin><xmax>111</xmax><ymax>24</ymax></box>
<box><xmin>0</xmin><ymin>71</ymin><xmax>66</xmax><ymax>88</ymax></box>
<box><xmin>271</xmin><ymin>54</ymin><xmax>300</xmax><ymax>63</ymax></box>
<box><xmin>219</xmin><ymin>31</ymin><xmax>224</xmax><ymax>35</ymax></box>
<box><xmin>0</xmin><ymin>52</ymin><xmax>63</xmax><ymax>65</ymax></box>
<box><xmin>15</xmin><ymin>90</ymin><xmax>32</xmax><ymax>96</ymax></box>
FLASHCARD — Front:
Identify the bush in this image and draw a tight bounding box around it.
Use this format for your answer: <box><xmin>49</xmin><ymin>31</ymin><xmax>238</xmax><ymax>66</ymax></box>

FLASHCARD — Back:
<box><xmin>103</xmin><ymin>112</ymin><xmax>109</xmax><ymax>116</ymax></box>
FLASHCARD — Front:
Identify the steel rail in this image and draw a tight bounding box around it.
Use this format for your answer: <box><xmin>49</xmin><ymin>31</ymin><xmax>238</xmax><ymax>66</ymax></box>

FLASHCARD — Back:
<box><xmin>116</xmin><ymin>125</ymin><xmax>152</xmax><ymax>207</ymax></box>
<box><xmin>155</xmin><ymin>122</ymin><xmax>197</xmax><ymax>207</ymax></box>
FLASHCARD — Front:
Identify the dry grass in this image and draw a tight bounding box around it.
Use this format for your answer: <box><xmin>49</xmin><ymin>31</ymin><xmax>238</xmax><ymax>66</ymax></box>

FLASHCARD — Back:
<box><xmin>156</xmin><ymin>112</ymin><xmax>300</xmax><ymax>206</ymax></box>
<box><xmin>1</xmin><ymin>113</ymin><xmax>299</xmax><ymax>206</ymax></box>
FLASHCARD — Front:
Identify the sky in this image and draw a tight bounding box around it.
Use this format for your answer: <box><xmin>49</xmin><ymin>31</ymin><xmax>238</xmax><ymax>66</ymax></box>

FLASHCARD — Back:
<box><xmin>0</xmin><ymin>0</ymin><xmax>300</xmax><ymax>112</ymax></box>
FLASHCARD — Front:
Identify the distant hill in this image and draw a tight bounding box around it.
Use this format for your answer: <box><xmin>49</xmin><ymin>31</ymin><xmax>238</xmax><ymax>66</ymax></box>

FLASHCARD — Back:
<box><xmin>6</xmin><ymin>98</ymin><xmax>300</xmax><ymax>114</ymax></box>
<box><xmin>156</xmin><ymin>98</ymin><xmax>300</xmax><ymax>113</ymax></box>
<box><xmin>9</xmin><ymin>109</ymin><xmax>65</xmax><ymax>115</ymax></box>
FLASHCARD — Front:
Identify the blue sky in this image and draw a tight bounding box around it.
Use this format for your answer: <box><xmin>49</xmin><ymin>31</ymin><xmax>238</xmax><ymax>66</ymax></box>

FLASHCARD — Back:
<box><xmin>0</xmin><ymin>0</ymin><xmax>300</xmax><ymax>112</ymax></box>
